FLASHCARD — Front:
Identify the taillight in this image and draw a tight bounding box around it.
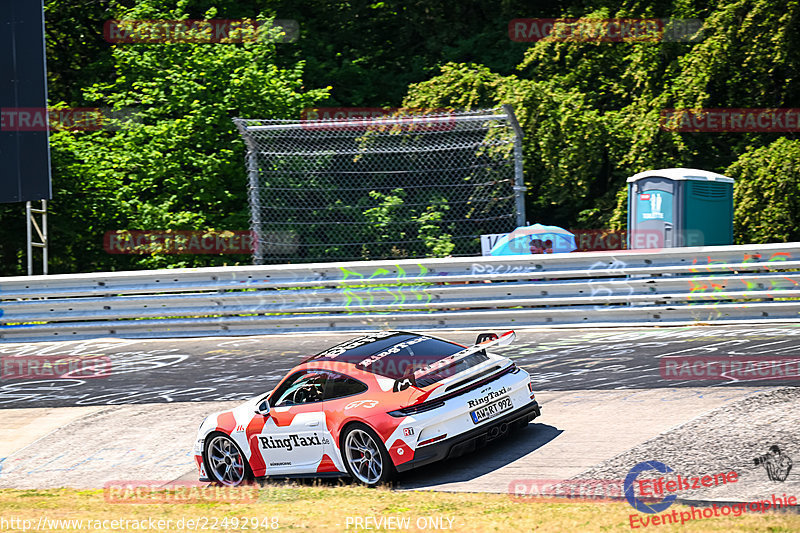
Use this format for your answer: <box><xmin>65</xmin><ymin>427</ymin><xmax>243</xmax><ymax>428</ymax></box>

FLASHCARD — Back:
<box><xmin>418</xmin><ymin>434</ymin><xmax>448</xmax><ymax>447</ymax></box>
<box><xmin>528</xmin><ymin>379</ymin><xmax>536</xmax><ymax>399</ymax></box>
<box><xmin>388</xmin><ymin>401</ymin><xmax>445</xmax><ymax>417</ymax></box>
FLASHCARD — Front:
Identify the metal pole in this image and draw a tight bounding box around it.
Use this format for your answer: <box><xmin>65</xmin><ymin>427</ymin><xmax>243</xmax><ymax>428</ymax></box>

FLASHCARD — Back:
<box><xmin>25</xmin><ymin>200</ymin><xmax>48</xmax><ymax>275</ymax></box>
<box><xmin>42</xmin><ymin>199</ymin><xmax>48</xmax><ymax>275</ymax></box>
<box><xmin>246</xmin><ymin>150</ymin><xmax>263</xmax><ymax>265</ymax></box>
<box><xmin>245</xmin><ymin>112</ymin><xmax>506</xmax><ymax>131</ymax></box>
<box><xmin>502</xmin><ymin>104</ymin><xmax>527</xmax><ymax>227</ymax></box>
<box><xmin>26</xmin><ymin>201</ymin><xmax>32</xmax><ymax>276</ymax></box>
<box><xmin>235</xmin><ymin>119</ymin><xmax>264</xmax><ymax>266</ymax></box>
<box><xmin>513</xmin><ymin>135</ymin><xmax>526</xmax><ymax>227</ymax></box>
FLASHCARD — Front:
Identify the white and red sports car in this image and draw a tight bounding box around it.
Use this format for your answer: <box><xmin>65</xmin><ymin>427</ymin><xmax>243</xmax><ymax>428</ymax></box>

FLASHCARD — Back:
<box><xmin>193</xmin><ymin>330</ymin><xmax>540</xmax><ymax>486</ymax></box>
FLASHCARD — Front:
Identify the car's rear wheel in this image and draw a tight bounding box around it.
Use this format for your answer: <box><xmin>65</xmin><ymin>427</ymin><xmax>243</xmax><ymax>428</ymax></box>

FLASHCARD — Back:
<box><xmin>204</xmin><ymin>433</ymin><xmax>253</xmax><ymax>486</ymax></box>
<box><xmin>341</xmin><ymin>423</ymin><xmax>395</xmax><ymax>486</ymax></box>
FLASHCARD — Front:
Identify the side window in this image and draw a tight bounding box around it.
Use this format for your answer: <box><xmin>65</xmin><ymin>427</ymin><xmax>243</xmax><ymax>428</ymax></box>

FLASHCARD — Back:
<box><xmin>270</xmin><ymin>370</ymin><xmax>328</xmax><ymax>407</ymax></box>
<box><xmin>323</xmin><ymin>372</ymin><xmax>368</xmax><ymax>401</ymax></box>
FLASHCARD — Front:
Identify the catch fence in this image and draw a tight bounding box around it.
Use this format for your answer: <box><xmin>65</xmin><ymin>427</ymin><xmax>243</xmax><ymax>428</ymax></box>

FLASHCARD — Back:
<box><xmin>234</xmin><ymin>106</ymin><xmax>525</xmax><ymax>264</ymax></box>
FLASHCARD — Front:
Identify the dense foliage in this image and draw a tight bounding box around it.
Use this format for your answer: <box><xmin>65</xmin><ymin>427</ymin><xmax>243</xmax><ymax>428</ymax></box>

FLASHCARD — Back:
<box><xmin>1</xmin><ymin>0</ymin><xmax>798</xmax><ymax>274</ymax></box>
<box><xmin>730</xmin><ymin>138</ymin><xmax>800</xmax><ymax>244</ymax></box>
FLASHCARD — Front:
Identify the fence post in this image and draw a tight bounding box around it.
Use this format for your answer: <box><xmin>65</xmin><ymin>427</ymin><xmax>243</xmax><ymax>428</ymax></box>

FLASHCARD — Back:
<box><xmin>247</xmin><ymin>149</ymin><xmax>263</xmax><ymax>265</ymax></box>
<box><xmin>503</xmin><ymin>104</ymin><xmax>527</xmax><ymax>228</ymax></box>
<box><xmin>236</xmin><ymin>119</ymin><xmax>264</xmax><ymax>265</ymax></box>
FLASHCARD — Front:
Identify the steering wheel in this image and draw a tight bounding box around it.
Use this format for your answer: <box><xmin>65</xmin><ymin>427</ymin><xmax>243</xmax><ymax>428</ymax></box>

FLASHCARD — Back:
<box><xmin>291</xmin><ymin>382</ymin><xmax>322</xmax><ymax>404</ymax></box>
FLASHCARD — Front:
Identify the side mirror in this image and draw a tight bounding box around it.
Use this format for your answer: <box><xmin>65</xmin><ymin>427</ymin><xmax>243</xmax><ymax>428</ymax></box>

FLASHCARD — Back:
<box><xmin>254</xmin><ymin>399</ymin><xmax>271</xmax><ymax>416</ymax></box>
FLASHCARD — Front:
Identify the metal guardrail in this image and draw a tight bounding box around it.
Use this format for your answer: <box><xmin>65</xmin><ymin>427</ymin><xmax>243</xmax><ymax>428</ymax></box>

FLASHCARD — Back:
<box><xmin>1</xmin><ymin>243</ymin><xmax>799</xmax><ymax>341</ymax></box>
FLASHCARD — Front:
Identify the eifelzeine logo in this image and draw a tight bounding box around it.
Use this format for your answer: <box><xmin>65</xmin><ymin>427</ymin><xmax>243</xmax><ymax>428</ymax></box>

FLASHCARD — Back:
<box><xmin>625</xmin><ymin>461</ymin><xmax>739</xmax><ymax>514</ymax></box>
<box><xmin>624</xmin><ymin>461</ymin><xmax>677</xmax><ymax>514</ymax></box>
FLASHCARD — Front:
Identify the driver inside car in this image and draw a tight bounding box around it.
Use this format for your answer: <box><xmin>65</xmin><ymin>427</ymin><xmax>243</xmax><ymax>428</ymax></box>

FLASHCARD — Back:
<box><xmin>273</xmin><ymin>372</ymin><xmax>328</xmax><ymax>406</ymax></box>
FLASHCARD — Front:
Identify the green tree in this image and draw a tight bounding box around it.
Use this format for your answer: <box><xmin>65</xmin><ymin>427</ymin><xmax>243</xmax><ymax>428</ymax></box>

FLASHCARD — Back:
<box><xmin>729</xmin><ymin>138</ymin><xmax>800</xmax><ymax>244</ymax></box>
<box><xmin>404</xmin><ymin>63</ymin><xmax>618</xmax><ymax>228</ymax></box>
<box><xmin>429</xmin><ymin>0</ymin><xmax>800</xmax><ymax>234</ymax></box>
<box><xmin>9</xmin><ymin>0</ymin><xmax>800</xmax><ymax>274</ymax></box>
<box><xmin>44</xmin><ymin>3</ymin><xmax>328</xmax><ymax>273</ymax></box>
<box><xmin>44</xmin><ymin>0</ymin><xmax>118</xmax><ymax>105</ymax></box>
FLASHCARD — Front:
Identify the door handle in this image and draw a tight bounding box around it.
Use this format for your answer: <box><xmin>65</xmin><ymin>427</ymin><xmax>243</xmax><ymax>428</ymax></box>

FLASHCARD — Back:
<box><xmin>306</xmin><ymin>421</ymin><xmax>319</xmax><ymax>427</ymax></box>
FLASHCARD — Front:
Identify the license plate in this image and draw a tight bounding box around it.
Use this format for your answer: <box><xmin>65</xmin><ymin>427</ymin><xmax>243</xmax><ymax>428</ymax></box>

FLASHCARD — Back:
<box><xmin>470</xmin><ymin>396</ymin><xmax>513</xmax><ymax>424</ymax></box>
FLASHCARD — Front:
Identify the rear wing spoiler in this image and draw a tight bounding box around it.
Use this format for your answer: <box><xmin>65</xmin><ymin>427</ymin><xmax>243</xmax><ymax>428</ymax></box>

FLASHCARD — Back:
<box><xmin>412</xmin><ymin>330</ymin><xmax>516</xmax><ymax>380</ymax></box>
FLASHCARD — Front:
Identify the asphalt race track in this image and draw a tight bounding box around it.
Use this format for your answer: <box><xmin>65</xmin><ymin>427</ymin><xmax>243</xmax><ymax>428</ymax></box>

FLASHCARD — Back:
<box><xmin>3</xmin><ymin>324</ymin><xmax>800</xmax><ymax>408</ymax></box>
<box><xmin>0</xmin><ymin>325</ymin><xmax>798</xmax><ymax>504</ymax></box>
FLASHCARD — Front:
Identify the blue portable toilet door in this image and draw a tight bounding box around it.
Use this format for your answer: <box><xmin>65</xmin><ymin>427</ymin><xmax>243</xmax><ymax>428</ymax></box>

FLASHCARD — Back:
<box><xmin>631</xmin><ymin>178</ymin><xmax>677</xmax><ymax>249</ymax></box>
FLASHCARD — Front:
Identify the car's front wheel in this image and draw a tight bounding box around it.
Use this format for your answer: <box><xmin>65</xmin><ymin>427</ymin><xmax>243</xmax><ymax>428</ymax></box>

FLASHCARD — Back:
<box><xmin>341</xmin><ymin>423</ymin><xmax>395</xmax><ymax>486</ymax></box>
<box><xmin>204</xmin><ymin>433</ymin><xmax>253</xmax><ymax>486</ymax></box>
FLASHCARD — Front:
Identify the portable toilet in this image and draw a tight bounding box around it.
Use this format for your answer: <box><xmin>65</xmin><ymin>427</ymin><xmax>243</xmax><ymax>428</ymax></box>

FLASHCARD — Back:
<box><xmin>627</xmin><ymin>168</ymin><xmax>734</xmax><ymax>249</ymax></box>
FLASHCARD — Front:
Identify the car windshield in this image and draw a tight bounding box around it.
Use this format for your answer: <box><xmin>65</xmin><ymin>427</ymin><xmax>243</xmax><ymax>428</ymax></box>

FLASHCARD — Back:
<box><xmin>310</xmin><ymin>332</ymin><xmax>465</xmax><ymax>380</ymax></box>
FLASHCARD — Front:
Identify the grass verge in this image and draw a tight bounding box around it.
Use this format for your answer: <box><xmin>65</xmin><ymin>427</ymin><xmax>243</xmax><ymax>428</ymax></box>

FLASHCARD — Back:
<box><xmin>1</xmin><ymin>486</ymin><xmax>799</xmax><ymax>532</ymax></box>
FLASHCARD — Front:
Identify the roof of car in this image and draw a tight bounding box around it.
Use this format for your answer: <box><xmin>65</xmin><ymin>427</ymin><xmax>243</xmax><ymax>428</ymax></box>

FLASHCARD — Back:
<box><xmin>309</xmin><ymin>331</ymin><xmax>409</xmax><ymax>361</ymax></box>
<box><xmin>305</xmin><ymin>331</ymin><xmax>465</xmax><ymax>379</ymax></box>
